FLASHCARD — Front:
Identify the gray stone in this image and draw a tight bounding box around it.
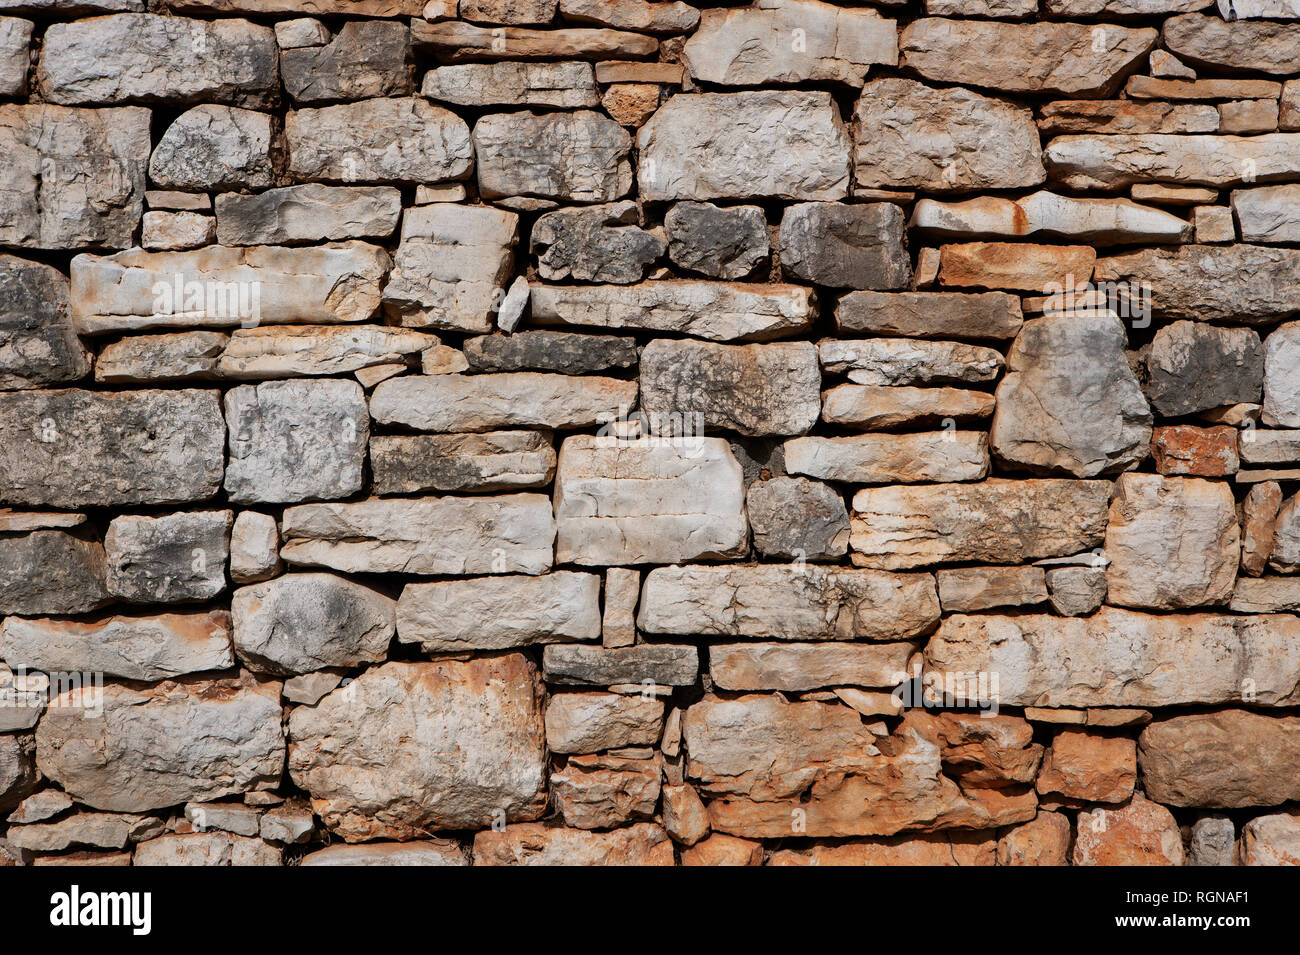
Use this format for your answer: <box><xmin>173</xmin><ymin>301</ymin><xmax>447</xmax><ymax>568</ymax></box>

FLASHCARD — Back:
<box><xmin>279</xmin><ymin>494</ymin><xmax>555</xmax><ymax>576</ymax></box>
<box><xmin>1265</xmin><ymin>322</ymin><xmax>1300</xmax><ymax>427</ymax></box>
<box><xmin>381</xmin><ymin>203</ymin><xmax>518</xmax><ymax>333</ymax></box>
<box><xmin>371</xmin><ymin>431</ymin><xmax>556</xmax><ymax>494</ymax></box>
<box><xmin>0</xmin><ymin>104</ymin><xmax>150</xmax><ymax>249</ymax></box>
<box><xmin>1164</xmin><ymin>13</ymin><xmax>1300</xmax><ymax>75</ymax></box>
<box><xmin>820</xmin><ymin>385</ymin><xmax>995</xmax><ymax>430</ymax></box>
<box><xmin>1045</xmin><ymin>134</ymin><xmax>1300</xmax><ymax>190</ymax></box>
<box><xmin>709</xmin><ymin>642</ymin><xmax>914</xmax><ymax>693</ymax></box>
<box><xmin>217</xmin><ymin>325</ymin><xmax>434</xmax><ymax>379</ymax></box>
<box><xmin>186</xmin><ymin>801</ymin><xmax>261</xmax><ymax>837</ymax></box>
<box><xmin>38</xmin><ymin>13</ymin><xmax>279</xmax><ymax>107</ymax></box>
<box><xmin>747</xmin><ymin>477</ymin><xmax>849</xmax><ymax>560</ymax></box>
<box><xmin>638</xmin><ymin>564</ymin><xmax>939</xmax><ymax>641</ymax></box>
<box><xmin>683</xmin><ymin>0</ymin><xmax>896</xmax><ymax>86</ymax></box>
<box><xmin>853</xmin><ymin>78</ymin><xmax>1044</xmax><ymax>192</ymax></box>
<box><xmin>95</xmin><ymin>331</ymin><xmax>225</xmax><ymax>384</ymax></box>
<box><xmin>0</xmin><ymin>530</ymin><xmax>109</xmax><ymax>615</ymax></box>
<box><xmin>474</xmin><ymin>110</ymin><xmax>632</xmax><ymax>202</ymax></box>
<box><xmin>132</xmin><ymin>832</ymin><xmax>280</xmax><ymax>866</ymax></box>
<box><xmin>637</xmin><ymin>91</ymin><xmax>850</xmax><ymax>201</ymax></box>
<box><xmin>0</xmin><ymin>389</ymin><xmax>224</xmax><ymax>507</ymax></box>
<box><xmin>0</xmin><ymin>735</ymin><xmax>36</xmax><ymax>813</ymax></box>
<box><xmin>1189</xmin><ymin>816</ymin><xmax>1236</xmax><ymax>866</ymax></box>
<box><xmin>301</xmin><ymin>840</ymin><xmax>469</xmax><ymax>866</ymax></box>
<box><xmin>281</xmin><ymin>19</ymin><xmax>412</xmax><ymax>104</ymax></box>
<box><xmin>259</xmin><ymin>804</ymin><xmax>314</xmax><ymax>844</ymax></box>
<box><xmin>6</xmin><ymin>811</ymin><xmax>154</xmax><ymax>852</ymax></box>
<box><xmin>215</xmin><ymin>184</ymin><xmax>402</xmax><ymax>246</ymax></box>
<box><xmin>281</xmin><ymin>671</ymin><xmax>341</xmax><ymax>705</ymax></box>
<box><xmin>559</xmin><ymin>0</ymin><xmax>698</xmax><ymax>32</ymax></box>
<box><xmin>910</xmin><ymin>191</ymin><xmax>1194</xmax><ymax>245</ymax></box>
<box><xmin>149</xmin><ymin>106</ymin><xmax>274</xmax><ymax>191</ymax></box>
<box><xmin>7</xmin><ymin>789</ymin><xmax>73</xmax><ymax>826</ymax></box>
<box><xmin>991</xmin><ymin>312</ymin><xmax>1152</xmax><ymax>477</ymax></box>
<box><xmin>71</xmin><ymin>243</ymin><xmax>392</xmax><ymax>334</ymax></box>
<box><xmin>411</xmin><ymin>19</ymin><xmax>658</xmax><ymax>60</ymax></box>
<box><xmin>1233</xmin><ymin>185</ymin><xmax>1300</xmax><ymax>244</ymax></box>
<box><xmin>286</xmin><ymin>97</ymin><xmax>473</xmax><ymax>184</ymax></box>
<box><xmin>850</xmin><ymin>479</ymin><xmax>1112</xmax><ymax>570</ymax></box>
<box><xmin>288</xmin><ymin>656</ymin><xmax>547</xmax><ymax>841</ymax></box>
<box><xmin>1268</xmin><ymin>493</ymin><xmax>1300</xmax><ymax>572</ymax></box>
<box><xmin>1242</xmin><ymin>814</ymin><xmax>1300</xmax><ymax>865</ymax></box>
<box><xmin>532</xmin><ymin>201</ymin><xmax>664</xmax><ymax>284</ymax></box>
<box><xmin>421</xmin><ymin>61</ymin><xmax>599</xmax><ymax>108</ymax></box>
<box><xmin>0</xmin><ymin>255</ymin><xmax>91</xmax><ymax>390</ymax></box>
<box><xmin>936</xmin><ymin>566</ymin><xmax>1048</xmax><ymax>612</ymax></box>
<box><xmin>230</xmin><ymin>511</ymin><xmax>280</xmax><ymax>584</ymax></box>
<box><xmin>36</xmin><ymin>673</ymin><xmax>284</xmax><ymax>812</ymax></box>
<box><xmin>459</xmin><ymin>0</ymin><xmax>557</xmax><ymax>24</ymax></box>
<box><xmin>784</xmin><ymin>432</ymin><xmax>990</xmax><ymax>484</ymax></box>
<box><xmin>464</xmin><ymin>331</ymin><xmax>637</xmax><ymax>375</ymax></box>
<box><xmin>819</xmin><ymin>338</ymin><xmax>1003</xmax><ymax>386</ymax></box>
<box><xmin>1230</xmin><ymin>577</ymin><xmax>1300</xmax><ymax>613</ymax></box>
<box><xmin>397</xmin><ymin>572</ymin><xmax>601</xmax><ymax>652</ymax></box>
<box><xmin>224</xmin><ymin>379</ymin><xmax>367</xmax><ymax>504</ymax></box>
<box><xmin>542</xmin><ymin>643</ymin><xmax>699</xmax><ymax>686</ymax></box>
<box><xmin>232</xmin><ymin>572</ymin><xmax>395</xmax><ymax>674</ymax></box>
<box><xmin>274</xmin><ymin>17</ymin><xmax>328</xmax><ymax>49</ymax></box>
<box><xmin>531</xmin><ymin>281</ymin><xmax>813</xmax><ymax>342</ymax></box>
<box><xmin>639</xmin><ymin>339</ymin><xmax>820</xmax><ymax>438</ymax></box>
<box><xmin>1147</xmin><ymin>321</ymin><xmax>1263</xmax><ymax>417</ymax></box>
<box><xmin>779</xmin><ymin>202</ymin><xmax>911</xmax><ymax>290</ymax></box>
<box><xmin>0</xmin><ymin>17</ymin><xmax>31</xmax><ymax>97</ymax></box>
<box><xmin>546</xmin><ymin>692</ymin><xmax>665</xmax><ymax>754</ymax></box>
<box><xmin>664</xmin><ymin>202</ymin><xmax>768</xmax><ymax>279</ymax></box>
<box><xmin>142</xmin><ymin>210</ymin><xmax>215</xmax><ymax>251</ymax></box>
<box><xmin>105</xmin><ymin>510</ymin><xmax>232</xmax><ymax>603</ymax></box>
<box><xmin>1046</xmin><ymin>566</ymin><xmax>1107</xmax><ymax>616</ymax></box>
<box><xmin>554</xmin><ymin>435</ymin><xmax>747</xmax><ymax>566</ymax></box>
<box><xmin>0</xmin><ymin>610</ymin><xmax>233</xmax><ymax>682</ymax></box>
<box><xmin>836</xmin><ymin>290</ymin><xmax>1023</xmax><ymax>340</ymax></box>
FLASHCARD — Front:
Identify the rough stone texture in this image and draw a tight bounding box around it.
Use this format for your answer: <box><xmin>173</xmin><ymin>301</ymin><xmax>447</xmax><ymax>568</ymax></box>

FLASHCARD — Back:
<box><xmin>1189</xmin><ymin>816</ymin><xmax>1236</xmax><ymax>867</ymax></box>
<box><xmin>230</xmin><ymin>511</ymin><xmax>280</xmax><ymax>583</ymax></box>
<box><xmin>1147</xmin><ymin>321</ymin><xmax>1262</xmax><ymax>417</ymax></box>
<box><xmin>474</xmin><ymin>111</ymin><xmax>631</xmax><ymax>203</ymax></box>
<box><xmin>218</xmin><ymin>325</ymin><xmax>433</xmax><ymax>379</ymax></box>
<box><xmin>1163</xmin><ymin>13</ymin><xmax>1300</xmax><ymax>75</ymax></box>
<box><xmin>464</xmin><ymin>331</ymin><xmax>637</xmax><ymax>376</ymax></box>
<box><xmin>474</xmin><ymin>822</ymin><xmax>673</xmax><ymax>865</ymax></box>
<box><xmin>1241</xmin><ymin>814</ymin><xmax>1300</xmax><ymax>866</ymax></box>
<box><xmin>664</xmin><ymin>203</ymin><xmax>768</xmax><ymax>280</ymax></box>
<box><xmin>105</xmin><ymin>510</ymin><xmax>232</xmax><ymax>603</ymax></box>
<box><xmin>216</xmin><ymin>185</ymin><xmax>402</xmax><ymax>246</ymax></box>
<box><xmin>546</xmin><ymin>692</ymin><xmax>664</xmax><ymax>754</ymax></box>
<box><xmin>281</xmin><ymin>20</ymin><xmax>412</xmax><ymax>104</ymax></box>
<box><xmin>289</xmin><ymin>656</ymin><xmax>546</xmax><ymax>841</ymax></box>
<box><xmin>836</xmin><ymin>291</ymin><xmax>1023</xmax><ymax>341</ymax></box>
<box><xmin>371</xmin><ymin>431</ymin><xmax>556</xmax><ymax>494</ymax></box>
<box><xmin>1036</xmin><ymin>731</ymin><xmax>1136</xmax><ymax>803</ymax></box>
<box><xmin>422</xmin><ymin>61</ymin><xmax>598</xmax><ymax>108</ymax></box>
<box><xmin>785</xmin><ymin>432</ymin><xmax>990</xmax><ymax>484</ymax></box>
<box><xmin>1073</xmin><ymin>796</ymin><xmax>1184</xmax><ymax>866</ymax></box>
<box><xmin>992</xmin><ymin>312</ymin><xmax>1152</xmax><ymax>477</ymax></box>
<box><xmin>0</xmin><ymin>255</ymin><xmax>91</xmax><ymax>390</ymax></box>
<box><xmin>150</xmin><ymin>106</ymin><xmax>274</xmax><ymax>192</ymax></box>
<box><xmin>1046</xmin><ymin>134</ymin><xmax>1300</xmax><ymax>190</ymax></box>
<box><xmin>819</xmin><ymin>338</ymin><xmax>1003</xmax><ymax>387</ymax></box>
<box><xmin>911</xmin><ymin>192</ymin><xmax>1193</xmax><ymax>244</ymax></box>
<box><xmin>747</xmin><ymin>477</ymin><xmax>849</xmax><ymax>560</ymax></box>
<box><xmin>93</xmin><ymin>332</ymin><xmax>223</xmax><ymax>383</ymax></box>
<box><xmin>779</xmin><ymin>202</ymin><xmax>911</xmax><ymax>290</ymax></box>
<box><xmin>532</xmin><ymin>202</ymin><xmax>664</xmax><ymax>283</ymax></box>
<box><xmin>709</xmin><ymin>642</ymin><xmax>916</xmax><ymax>692</ymax></box>
<box><xmin>936</xmin><ymin>566</ymin><xmax>1047</xmax><ymax>613</ymax></box>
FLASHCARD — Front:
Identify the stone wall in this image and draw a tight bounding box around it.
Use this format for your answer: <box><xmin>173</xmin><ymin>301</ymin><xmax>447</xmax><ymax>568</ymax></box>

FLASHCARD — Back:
<box><xmin>2</xmin><ymin>0</ymin><xmax>1300</xmax><ymax>867</ymax></box>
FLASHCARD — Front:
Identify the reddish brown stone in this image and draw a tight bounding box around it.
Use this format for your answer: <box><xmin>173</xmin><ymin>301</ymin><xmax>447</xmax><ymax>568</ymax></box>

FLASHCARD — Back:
<box><xmin>1242</xmin><ymin>480</ymin><xmax>1284</xmax><ymax>576</ymax></box>
<box><xmin>1073</xmin><ymin>796</ymin><xmax>1185</xmax><ymax>866</ymax></box>
<box><xmin>680</xmin><ymin>833</ymin><xmax>762</xmax><ymax>866</ymax></box>
<box><xmin>1035</xmin><ymin>731</ymin><xmax>1136</xmax><ymax>804</ymax></box>
<box><xmin>997</xmin><ymin>812</ymin><xmax>1072</xmax><ymax>866</ymax></box>
<box><xmin>769</xmin><ymin>831</ymin><xmax>998</xmax><ymax>866</ymax></box>
<box><xmin>602</xmin><ymin>83</ymin><xmax>659</xmax><ymax>127</ymax></box>
<box><xmin>1151</xmin><ymin>425</ymin><xmax>1239</xmax><ymax>477</ymax></box>
<box><xmin>938</xmin><ymin>242</ymin><xmax>1096</xmax><ymax>292</ymax></box>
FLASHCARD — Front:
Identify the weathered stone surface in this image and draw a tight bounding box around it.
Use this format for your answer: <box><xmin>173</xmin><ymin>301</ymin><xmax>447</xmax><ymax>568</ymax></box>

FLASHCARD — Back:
<box><xmin>681</xmin><ymin>833</ymin><xmax>762</xmax><ymax>866</ymax></box>
<box><xmin>709</xmin><ymin>642</ymin><xmax>914</xmax><ymax>692</ymax></box>
<box><xmin>1046</xmin><ymin>134</ymin><xmax>1300</xmax><ymax>190</ymax></box>
<box><xmin>1268</xmin><ymin>493</ymin><xmax>1300</xmax><ymax>572</ymax></box>
<box><xmin>218</xmin><ymin>325</ymin><xmax>431</xmax><ymax>380</ymax></box>
<box><xmin>39</xmin><ymin>14</ymin><xmax>278</xmax><ymax>107</ymax></box>
<box><xmin>224</xmin><ymin>379</ymin><xmax>367</xmax><ymax>504</ymax></box>
<box><xmin>778</xmin><ymin>202</ymin><xmax>910</xmax><ymax>290</ymax></box>
<box><xmin>925</xmin><ymin>608</ymin><xmax>1300</xmax><ymax>707</ymax></box>
<box><xmin>819</xmin><ymin>339</ymin><xmax>1003</xmax><ymax>387</ymax></box>
<box><xmin>286</xmin><ymin>97</ymin><xmax>473</xmax><ymax>184</ymax></box>
<box><xmin>531</xmin><ymin>281</ymin><xmax>812</xmax><ymax>342</ymax></box>
<box><xmin>851</xmin><ymin>479</ymin><xmax>1111</xmax><ymax>570</ymax></box>
<box><xmin>149</xmin><ymin>106</ymin><xmax>273</xmax><ymax>192</ymax></box>
<box><xmin>662</xmin><ymin>783</ymin><xmax>709</xmax><ymax>845</ymax></box>
<box><xmin>230</xmin><ymin>511</ymin><xmax>280</xmax><ymax>583</ymax></box>
<box><xmin>683</xmin><ymin>0</ymin><xmax>895</xmax><ymax>87</ymax></box>
<box><xmin>0</xmin><ymin>735</ymin><xmax>36</xmax><ymax>812</ymax></box>
<box><xmin>900</xmin><ymin>19</ymin><xmax>1155</xmax><ymax>97</ymax></box>
<box><xmin>273</xmin><ymin>17</ymin><xmax>328</xmax><ymax>48</ymax></box>
<box><xmin>546</xmin><ymin>692</ymin><xmax>664</xmax><ymax>754</ymax></box>
<box><xmin>460</xmin><ymin>0</ymin><xmax>555</xmax><ymax>22</ymax></box>
<box><xmin>422</xmin><ymin>61</ymin><xmax>598</xmax><ymax>108</ymax></box>
<box><xmin>464</xmin><ymin>331</ymin><xmax>637</xmax><ymax>375</ymax></box>
<box><xmin>371</xmin><ymin>431</ymin><xmax>555</xmax><ymax>494</ymax></box>
<box><xmin>1188</xmin><ymin>816</ymin><xmax>1236</xmax><ymax>867</ymax></box>
<box><xmin>637</xmin><ymin>91</ymin><xmax>849</xmax><ymax>201</ymax></box>
<box><xmin>36</xmin><ymin>673</ymin><xmax>283</xmax><ymax>812</ymax></box>
<box><xmin>551</xmin><ymin>758</ymin><xmax>659</xmax><ymax>830</ymax></box>
<box><xmin>936</xmin><ymin>566</ymin><xmax>1047</xmax><ymax>613</ymax></box>
<box><xmin>1140</xmin><ymin>710</ymin><xmax>1300</xmax><ymax>809</ymax></box>
<box><xmin>281</xmin><ymin>671</ymin><xmax>341</xmax><ymax>706</ymax></box>
<box><xmin>938</xmin><ymin>242</ymin><xmax>1096</xmax><ymax>292</ymax></box>
<box><xmin>639</xmin><ymin>564</ymin><xmax>938</xmax><ymax>641</ymax></box>
<box><xmin>0</xmin><ymin>104</ymin><xmax>150</xmax><ymax>250</ymax></box>
<box><xmin>474</xmin><ymin>822</ymin><xmax>673</xmax><ymax>866</ymax></box>
<box><xmin>0</xmin><ymin>255</ymin><xmax>90</xmax><ymax>390</ymax></box>
<box><xmin>1047</xmin><ymin>0</ymin><xmax>1211</xmax><ymax>12</ymax></box>
<box><xmin>216</xmin><ymin>185</ymin><xmax>401</xmax><ymax>246</ymax></box>
<box><xmin>142</xmin><ymin>210</ymin><xmax>215</xmax><ymax>251</ymax></box>
<box><xmin>992</xmin><ymin>312</ymin><xmax>1152</xmax><ymax>477</ymax></box>
<box><xmin>640</xmin><ymin>339</ymin><xmax>819</xmax><ymax>438</ymax></box>
<box><xmin>821</xmin><ymin>385</ymin><xmax>994</xmax><ymax>431</ymax></box>
<box><xmin>1038</xmin><ymin>99</ymin><xmax>1218</xmax><ymax>135</ymax></box>
<box><xmin>0</xmin><ymin>610</ymin><xmax>230</xmax><ymax>681</ymax></box>
<box><xmin>94</xmin><ymin>331</ymin><xmax>226</xmax><ymax>383</ymax></box>
<box><xmin>289</xmin><ymin>656</ymin><xmax>545</xmax><ymax>840</ymax></box>
<box><xmin>664</xmin><ymin>202</ymin><xmax>768</xmax><ymax>280</ymax></box>
<box><xmin>6</xmin><ymin>811</ymin><xmax>154</xmax><ymax>852</ymax></box>
<box><xmin>281</xmin><ymin>20</ymin><xmax>411</xmax><ymax>104</ymax></box>
<box><xmin>397</xmin><ymin>572</ymin><xmax>599</xmax><ymax>652</ymax></box>
<box><xmin>7</xmin><ymin>789</ymin><xmax>74</xmax><ymax>826</ymax></box>
<box><xmin>105</xmin><ymin>510</ymin><xmax>231</xmax><ymax>603</ymax></box>
<box><xmin>1147</xmin><ymin>321</ymin><xmax>1262</xmax><ymax>417</ymax></box>
<box><xmin>412</xmin><ymin>20</ymin><xmax>658</xmax><ymax>61</ymax></box>
<box><xmin>912</xmin><ymin>192</ymin><xmax>1192</xmax><ymax>245</ymax></box>
<box><xmin>1164</xmin><ymin>13</ymin><xmax>1300</xmax><ymax>75</ymax></box>
<box><xmin>1104</xmin><ymin>474</ymin><xmax>1239</xmax><ymax>609</ymax></box>
<box><xmin>474</xmin><ymin>110</ymin><xmax>631</xmax><ymax>202</ymax></box>
<box><xmin>382</xmin><ymin>203</ymin><xmax>517</xmax><ymax>333</ymax></box>
<box><xmin>746</xmin><ymin>477</ymin><xmax>849</xmax><ymax>560</ymax></box>
<box><xmin>72</xmin><ymin>243</ymin><xmax>391</xmax><ymax>334</ymax></box>
<box><xmin>836</xmin><ymin>291</ymin><xmax>1022</xmax><ymax>341</ymax></box>
<box><xmin>772</xmin><ymin>831</ymin><xmax>999</xmax><ymax>866</ymax></box>
<box><xmin>542</xmin><ymin>643</ymin><xmax>699</xmax><ymax>686</ymax></box>
<box><xmin>560</xmin><ymin>0</ymin><xmax>697</xmax><ymax>32</ymax></box>
<box><xmin>1242</xmin><ymin>814</ymin><xmax>1300</xmax><ymax>866</ymax></box>
<box><xmin>532</xmin><ymin>202</ymin><xmax>663</xmax><ymax>283</ymax></box>
<box><xmin>233</xmin><ymin>572</ymin><xmax>394</xmax><ymax>674</ymax></box>
<box><xmin>997</xmin><ymin>812</ymin><xmax>1072</xmax><ymax>866</ymax></box>
<box><xmin>853</xmin><ymin>79</ymin><xmax>1044</xmax><ymax>192</ymax></box>
<box><xmin>1036</xmin><ymin>731</ymin><xmax>1135</xmax><ymax>803</ymax></box>
<box><xmin>1046</xmin><ymin>566</ymin><xmax>1107</xmax><ymax>616</ymax></box>
<box><xmin>1073</xmin><ymin>796</ymin><xmax>1184</xmax><ymax>866</ymax></box>
<box><xmin>555</xmin><ymin>435</ymin><xmax>747</xmax><ymax>565</ymax></box>
<box><xmin>371</xmin><ymin>373</ymin><xmax>633</xmax><ymax>434</ymax></box>
<box><xmin>1094</xmin><ymin>245</ymin><xmax>1300</xmax><ymax>325</ymax></box>
<box><xmin>1242</xmin><ymin>481</ymin><xmax>1283</xmax><ymax>576</ymax></box>
<box><xmin>1230</xmin><ymin>577</ymin><xmax>1300</xmax><ymax>613</ymax></box>
<box><xmin>1265</xmin><ymin>323</ymin><xmax>1300</xmax><ymax>427</ymax></box>
<box><xmin>132</xmin><ymin>832</ymin><xmax>280</xmax><ymax>866</ymax></box>
<box><xmin>785</xmin><ymin>432</ymin><xmax>989</xmax><ymax>484</ymax></box>
<box><xmin>1127</xmin><ymin>76</ymin><xmax>1281</xmax><ymax>100</ymax></box>
<box><xmin>280</xmin><ymin>494</ymin><xmax>555</xmax><ymax>575</ymax></box>
<box><xmin>301</xmin><ymin>840</ymin><xmax>469</xmax><ymax>866</ymax></box>
<box><xmin>1233</xmin><ymin>185</ymin><xmax>1300</xmax><ymax>244</ymax></box>
<box><xmin>0</xmin><ymin>17</ymin><xmax>30</xmax><ymax>97</ymax></box>
<box><xmin>0</xmin><ymin>389</ymin><xmax>224</xmax><ymax>507</ymax></box>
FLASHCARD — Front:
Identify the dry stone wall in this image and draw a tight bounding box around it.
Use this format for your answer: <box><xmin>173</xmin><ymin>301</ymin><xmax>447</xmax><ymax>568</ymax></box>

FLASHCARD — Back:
<box><xmin>1</xmin><ymin>0</ymin><xmax>1300</xmax><ymax>867</ymax></box>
